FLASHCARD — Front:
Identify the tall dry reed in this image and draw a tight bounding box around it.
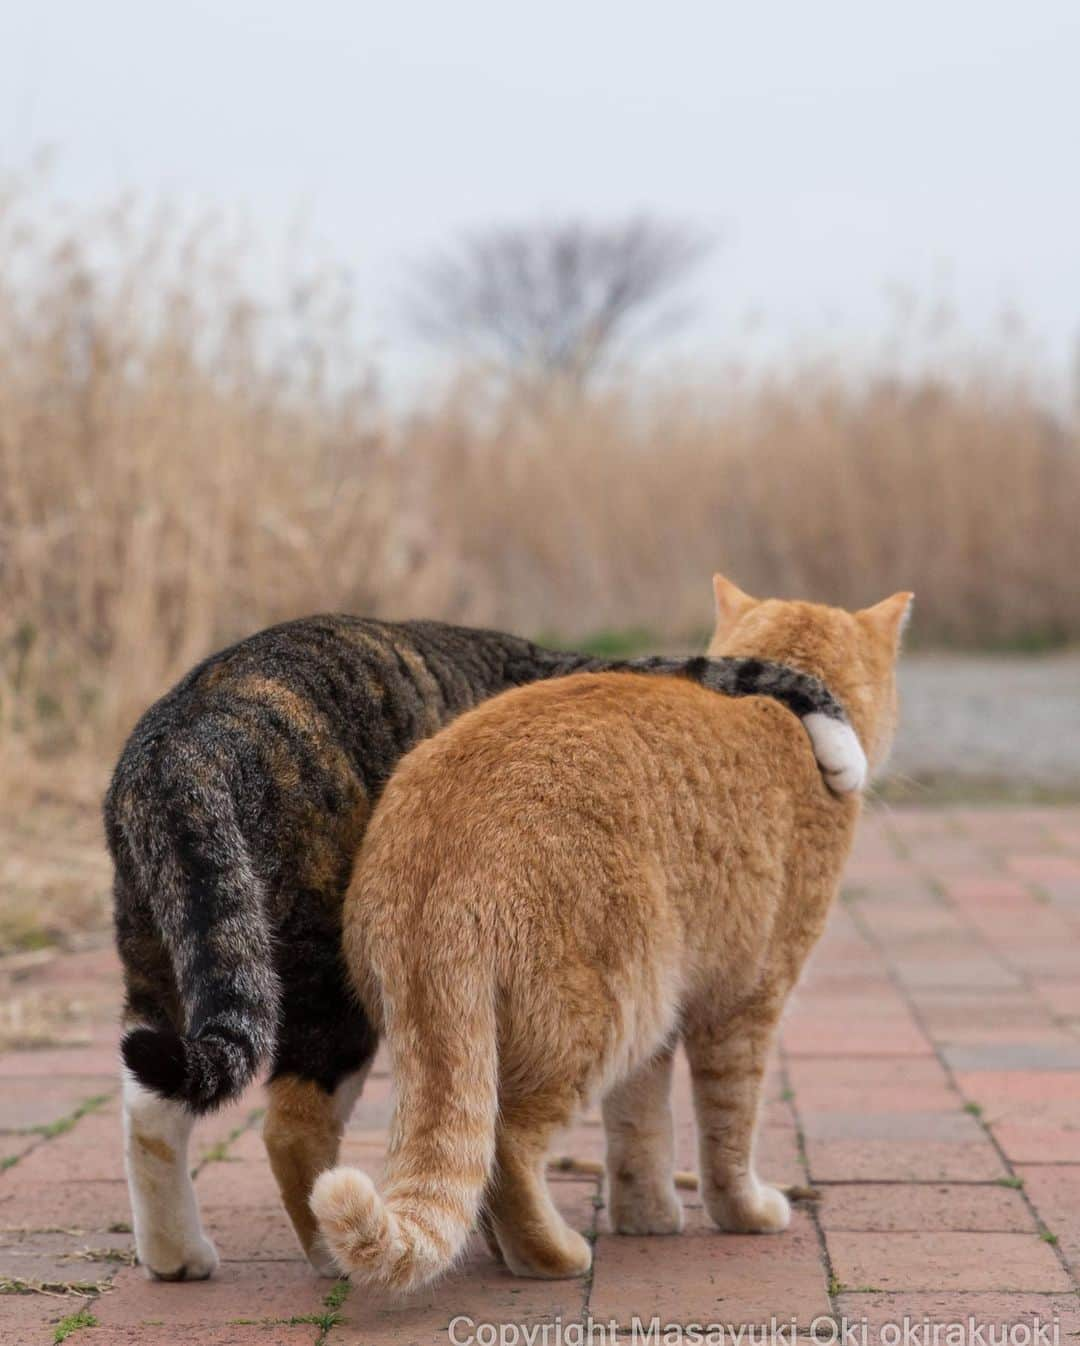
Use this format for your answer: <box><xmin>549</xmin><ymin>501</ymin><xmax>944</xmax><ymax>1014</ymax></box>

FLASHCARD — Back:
<box><xmin>1</xmin><ymin>177</ymin><xmax>1077</xmax><ymax>766</ymax></box>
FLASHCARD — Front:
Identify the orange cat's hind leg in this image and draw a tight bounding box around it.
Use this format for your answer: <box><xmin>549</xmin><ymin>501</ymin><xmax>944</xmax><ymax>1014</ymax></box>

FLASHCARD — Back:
<box><xmin>683</xmin><ymin>999</ymin><xmax>790</xmax><ymax>1235</ymax></box>
<box><xmin>486</xmin><ymin>1100</ymin><xmax>593</xmax><ymax>1280</ymax></box>
<box><xmin>602</xmin><ymin>1044</ymin><xmax>684</xmax><ymax>1235</ymax></box>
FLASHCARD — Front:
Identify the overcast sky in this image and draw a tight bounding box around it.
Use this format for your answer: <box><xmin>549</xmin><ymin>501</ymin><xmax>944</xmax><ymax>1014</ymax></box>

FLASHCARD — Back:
<box><xmin>4</xmin><ymin>0</ymin><xmax>1079</xmax><ymax>387</ymax></box>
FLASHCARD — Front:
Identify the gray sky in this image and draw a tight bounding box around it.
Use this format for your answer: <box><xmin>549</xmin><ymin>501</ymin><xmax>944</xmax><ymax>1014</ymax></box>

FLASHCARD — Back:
<box><xmin>4</xmin><ymin>0</ymin><xmax>1079</xmax><ymax>387</ymax></box>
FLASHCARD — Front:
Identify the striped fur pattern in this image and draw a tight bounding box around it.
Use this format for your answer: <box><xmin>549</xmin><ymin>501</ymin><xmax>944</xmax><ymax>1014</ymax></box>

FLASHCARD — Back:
<box><xmin>311</xmin><ymin>582</ymin><xmax>911</xmax><ymax>1290</ymax></box>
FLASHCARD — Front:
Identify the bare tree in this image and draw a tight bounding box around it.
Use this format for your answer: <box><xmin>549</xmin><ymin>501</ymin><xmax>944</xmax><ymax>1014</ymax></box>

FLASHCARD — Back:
<box><xmin>404</xmin><ymin>216</ymin><xmax>712</xmax><ymax>387</ymax></box>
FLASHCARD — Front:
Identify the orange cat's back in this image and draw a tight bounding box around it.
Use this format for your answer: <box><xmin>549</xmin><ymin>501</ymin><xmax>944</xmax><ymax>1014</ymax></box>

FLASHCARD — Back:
<box><xmin>316</xmin><ymin>581</ymin><xmax>908</xmax><ymax>1292</ymax></box>
<box><xmin>346</xmin><ymin>669</ymin><xmax>841</xmax><ymax>995</ymax></box>
<box><xmin>368</xmin><ymin>669</ymin><xmax>830</xmax><ymax>840</ymax></box>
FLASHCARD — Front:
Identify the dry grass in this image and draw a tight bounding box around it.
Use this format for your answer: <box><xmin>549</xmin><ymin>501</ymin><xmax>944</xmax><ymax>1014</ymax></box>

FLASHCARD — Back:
<box><xmin>1</xmin><ymin>172</ymin><xmax>1078</xmax><ymax>778</ymax></box>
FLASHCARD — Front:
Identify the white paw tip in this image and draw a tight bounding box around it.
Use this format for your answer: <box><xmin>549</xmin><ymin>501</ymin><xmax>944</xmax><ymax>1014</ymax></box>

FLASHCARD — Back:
<box><xmin>803</xmin><ymin>714</ymin><xmax>867</xmax><ymax>795</ymax></box>
<box><xmin>144</xmin><ymin>1237</ymin><xmax>219</xmax><ymax>1281</ymax></box>
<box><xmin>762</xmin><ymin>1185</ymin><xmax>792</xmax><ymax>1232</ymax></box>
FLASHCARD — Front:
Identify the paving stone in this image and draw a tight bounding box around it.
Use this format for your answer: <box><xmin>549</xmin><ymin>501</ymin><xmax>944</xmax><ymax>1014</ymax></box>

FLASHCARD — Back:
<box><xmin>791</xmin><ymin>1084</ymin><xmax>961</xmax><ymax>1115</ymax></box>
<box><xmin>906</xmin><ymin>842</ymin><xmax>989</xmax><ymax>872</ymax></box>
<box><xmin>753</xmin><ymin>1124</ymin><xmax>804</xmax><ymax>1188</ymax></box>
<box><xmin>955</xmin><ymin>1069</ymin><xmax>1080</xmax><ymax>1105</ymax></box>
<box><xmin>0</xmin><ymin>1290</ymin><xmax>84</xmax><ymax>1343</ymax></box>
<box><xmin>1008</xmin><ymin>855</ymin><xmax>1080</xmax><ymax>882</ymax></box>
<box><xmin>842</xmin><ymin>862</ymin><xmax>924</xmax><ymax>891</ymax></box>
<box><xmin>989</xmin><ymin>1118</ymin><xmax>1080</xmax><ymax>1163</ymax></box>
<box><xmin>0</xmin><ymin>1076</ymin><xmax>117</xmax><ymax>1132</ymax></box>
<box><xmin>805</xmin><ymin>1138</ymin><xmax>1006</xmax><ymax>1183</ymax></box>
<box><xmin>11</xmin><ymin>1110</ymin><xmax>126</xmax><ymax>1184</ymax></box>
<box><xmin>891</xmin><ymin>959</ymin><xmax>1023</xmax><ymax>992</ymax></box>
<box><xmin>943</xmin><ymin>877</ymin><xmax>1035</xmax><ymax>903</ymax></box>
<box><xmin>79</xmin><ymin>1328</ymin><xmax>320</xmax><ymax>1345</ymax></box>
<box><xmin>0</xmin><ymin>1227</ymin><xmax>134</xmax><ymax>1287</ymax></box>
<box><xmin>787</xmin><ymin>1057</ymin><xmax>952</xmax><ymax>1092</ymax></box>
<box><xmin>1036</xmin><ymin>983</ymin><xmax>1080</xmax><ymax>1017</ymax></box>
<box><xmin>343</xmin><ymin>1073</ymin><xmax>395</xmax><ymax>1131</ymax></box>
<box><xmin>1039</xmin><ymin>878</ymin><xmax>1080</xmax><ymax>909</ymax></box>
<box><xmin>588</xmin><ymin>1209</ymin><xmax>829</xmax><ymax>1327</ymax></box>
<box><xmin>991</xmin><ymin>945</ymin><xmax>1080</xmax><ymax>980</ymax></box>
<box><xmin>828</xmin><ymin>1231</ymin><xmax>1073</xmax><ymax>1293</ymax></box>
<box><xmin>190</xmin><ymin>1094</ymin><xmax>266</xmax><ymax>1153</ymax></box>
<box><xmin>816</xmin><ymin>1183</ymin><xmax>1035</xmax><ymax>1233</ymax></box>
<box><xmin>1015</xmin><ymin>1164</ymin><xmax>1080</xmax><ymax>1277</ymax></box>
<box><xmin>944</xmin><ymin>1043</ymin><xmax>1080</xmax><ymax>1072</ymax></box>
<box><xmin>202</xmin><ymin>1204</ymin><xmax>307</xmax><ymax>1264</ymax></box>
<box><xmin>0</xmin><ymin>1134</ymin><xmax>39</xmax><ymax>1168</ymax></box>
<box><xmin>0</xmin><ymin>1047</ymin><xmax>120</xmax><ymax>1078</ymax></box>
<box><xmin>0</xmin><ymin>1177</ymin><xmax>133</xmax><ymax>1232</ymax></box>
<box><xmin>783</xmin><ymin>1020</ymin><xmax>933</xmax><ymax>1056</ymax></box>
<box><xmin>93</xmin><ymin>1263</ymin><xmax>327</xmax><ymax>1328</ymax></box>
<box><xmin>833</xmin><ymin>1292</ymin><xmax>1080</xmax><ymax>1335</ymax></box>
<box><xmin>194</xmin><ymin>1160</ymin><xmax>283</xmax><ymax>1210</ymax></box>
<box><xmin>801</xmin><ymin>1111</ymin><xmax>986</xmax><ymax>1143</ymax></box>
<box><xmin>930</xmin><ymin>1025</ymin><xmax>1071</xmax><ymax>1047</ymax></box>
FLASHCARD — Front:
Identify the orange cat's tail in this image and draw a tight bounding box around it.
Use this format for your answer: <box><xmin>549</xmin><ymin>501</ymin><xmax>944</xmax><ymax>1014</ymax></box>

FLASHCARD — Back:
<box><xmin>309</xmin><ymin>944</ymin><xmax>498</xmax><ymax>1291</ymax></box>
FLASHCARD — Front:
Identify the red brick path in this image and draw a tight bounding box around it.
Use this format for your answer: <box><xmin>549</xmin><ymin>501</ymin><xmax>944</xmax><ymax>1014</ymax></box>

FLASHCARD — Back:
<box><xmin>2</xmin><ymin>807</ymin><xmax>1079</xmax><ymax>1344</ymax></box>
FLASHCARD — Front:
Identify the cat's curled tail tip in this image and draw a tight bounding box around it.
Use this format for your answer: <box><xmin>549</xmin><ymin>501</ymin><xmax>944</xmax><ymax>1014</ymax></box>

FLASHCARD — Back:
<box><xmin>802</xmin><ymin>713</ymin><xmax>868</xmax><ymax>795</ymax></box>
<box><xmin>311</xmin><ymin>1167</ymin><xmax>420</xmax><ymax>1289</ymax></box>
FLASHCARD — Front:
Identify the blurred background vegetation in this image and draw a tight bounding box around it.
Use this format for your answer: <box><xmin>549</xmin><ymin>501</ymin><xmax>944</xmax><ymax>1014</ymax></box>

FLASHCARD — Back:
<box><xmin>1</xmin><ymin>172</ymin><xmax>1076</xmax><ymax>771</ymax></box>
<box><xmin>0</xmin><ymin>166</ymin><xmax>1078</xmax><ymax>960</ymax></box>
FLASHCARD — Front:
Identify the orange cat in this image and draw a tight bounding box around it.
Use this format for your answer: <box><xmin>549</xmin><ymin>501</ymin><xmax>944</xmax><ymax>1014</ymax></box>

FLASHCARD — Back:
<box><xmin>311</xmin><ymin>577</ymin><xmax>911</xmax><ymax>1290</ymax></box>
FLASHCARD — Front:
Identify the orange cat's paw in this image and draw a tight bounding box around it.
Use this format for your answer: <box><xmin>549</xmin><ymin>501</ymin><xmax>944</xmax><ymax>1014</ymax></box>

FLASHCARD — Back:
<box><xmin>706</xmin><ymin>1180</ymin><xmax>791</xmax><ymax>1235</ymax></box>
<box><xmin>499</xmin><ymin>1225</ymin><xmax>593</xmax><ymax>1279</ymax></box>
<box><xmin>609</xmin><ymin>1180</ymin><xmax>684</xmax><ymax>1235</ymax></box>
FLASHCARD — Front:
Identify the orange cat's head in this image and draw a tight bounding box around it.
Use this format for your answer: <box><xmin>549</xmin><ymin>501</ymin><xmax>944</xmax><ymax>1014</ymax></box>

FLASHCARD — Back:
<box><xmin>706</xmin><ymin>574</ymin><xmax>912</xmax><ymax>775</ymax></box>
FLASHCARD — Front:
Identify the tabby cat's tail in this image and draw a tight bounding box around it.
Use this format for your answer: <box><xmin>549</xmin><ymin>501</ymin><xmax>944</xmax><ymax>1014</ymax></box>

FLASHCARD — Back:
<box><xmin>112</xmin><ymin>764</ymin><xmax>280</xmax><ymax>1115</ymax></box>
<box><xmin>310</xmin><ymin>923</ymin><xmax>498</xmax><ymax>1290</ymax></box>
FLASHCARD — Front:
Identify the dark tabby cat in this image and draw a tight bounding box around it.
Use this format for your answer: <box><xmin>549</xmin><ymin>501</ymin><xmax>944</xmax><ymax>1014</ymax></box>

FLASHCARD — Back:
<box><xmin>106</xmin><ymin>614</ymin><xmax>866</xmax><ymax>1281</ymax></box>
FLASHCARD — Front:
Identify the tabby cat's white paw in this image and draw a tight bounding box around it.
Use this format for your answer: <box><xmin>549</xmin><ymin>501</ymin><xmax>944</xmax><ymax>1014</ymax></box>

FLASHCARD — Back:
<box><xmin>803</xmin><ymin>713</ymin><xmax>867</xmax><ymax>794</ymax></box>
<box><xmin>141</xmin><ymin>1233</ymin><xmax>220</xmax><ymax>1282</ymax></box>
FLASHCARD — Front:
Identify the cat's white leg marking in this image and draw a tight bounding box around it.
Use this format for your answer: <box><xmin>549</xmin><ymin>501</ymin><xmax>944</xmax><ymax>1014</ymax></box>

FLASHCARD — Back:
<box><xmin>122</xmin><ymin>1066</ymin><xmax>219</xmax><ymax>1281</ymax></box>
<box><xmin>332</xmin><ymin>1065</ymin><xmax>370</xmax><ymax>1128</ymax></box>
<box><xmin>803</xmin><ymin>713</ymin><xmax>867</xmax><ymax>794</ymax></box>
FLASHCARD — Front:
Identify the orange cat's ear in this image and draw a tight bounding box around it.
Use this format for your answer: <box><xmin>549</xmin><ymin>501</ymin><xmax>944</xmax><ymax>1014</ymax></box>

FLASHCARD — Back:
<box><xmin>711</xmin><ymin>574</ymin><xmax>757</xmax><ymax>633</ymax></box>
<box><xmin>859</xmin><ymin>592</ymin><xmax>914</xmax><ymax>651</ymax></box>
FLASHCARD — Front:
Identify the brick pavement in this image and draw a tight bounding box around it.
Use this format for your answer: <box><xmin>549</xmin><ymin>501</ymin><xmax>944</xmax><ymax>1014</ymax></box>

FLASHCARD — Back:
<box><xmin>1</xmin><ymin>806</ymin><xmax>1078</xmax><ymax>1344</ymax></box>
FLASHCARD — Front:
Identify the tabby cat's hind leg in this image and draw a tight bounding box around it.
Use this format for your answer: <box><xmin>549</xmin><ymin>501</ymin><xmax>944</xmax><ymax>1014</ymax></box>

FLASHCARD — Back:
<box><xmin>266</xmin><ymin>928</ymin><xmax>379</xmax><ymax>1275</ymax></box>
<box><xmin>602</xmin><ymin>1045</ymin><xmax>683</xmax><ymax>1235</ymax></box>
<box><xmin>486</xmin><ymin>1103</ymin><xmax>592</xmax><ymax>1280</ymax></box>
<box><xmin>264</xmin><ymin>1068</ymin><xmax>370</xmax><ymax>1276</ymax></box>
<box><xmin>122</xmin><ymin>1067</ymin><xmax>219</xmax><ymax>1281</ymax></box>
